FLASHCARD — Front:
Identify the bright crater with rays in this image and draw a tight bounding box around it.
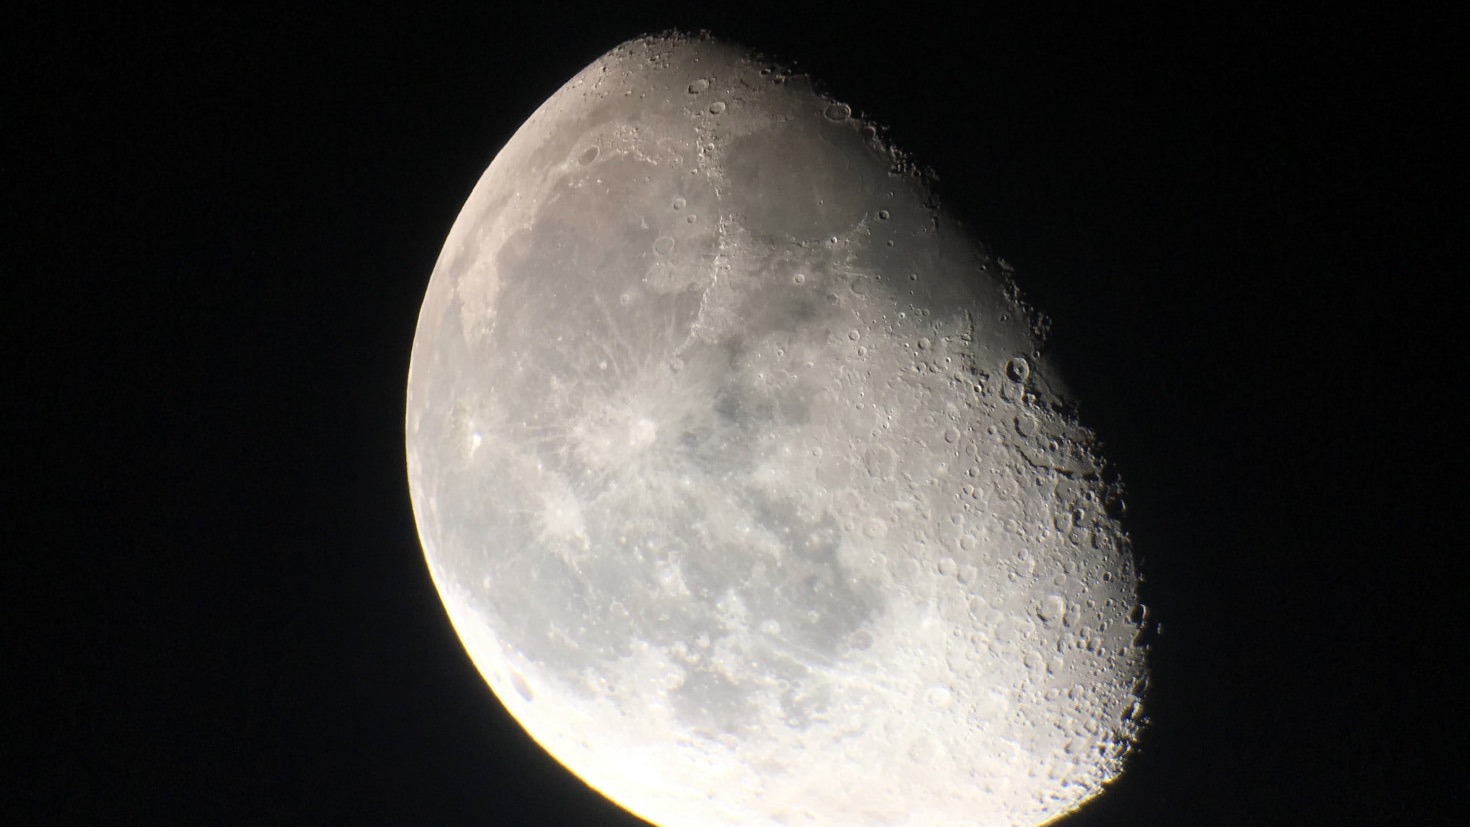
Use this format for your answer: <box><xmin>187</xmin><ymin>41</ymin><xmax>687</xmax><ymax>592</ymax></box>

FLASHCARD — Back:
<box><xmin>407</xmin><ymin>31</ymin><xmax>1148</xmax><ymax>827</ymax></box>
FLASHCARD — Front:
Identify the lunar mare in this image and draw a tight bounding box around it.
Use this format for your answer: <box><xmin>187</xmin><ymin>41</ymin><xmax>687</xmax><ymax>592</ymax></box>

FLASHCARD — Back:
<box><xmin>407</xmin><ymin>32</ymin><xmax>1147</xmax><ymax>827</ymax></box>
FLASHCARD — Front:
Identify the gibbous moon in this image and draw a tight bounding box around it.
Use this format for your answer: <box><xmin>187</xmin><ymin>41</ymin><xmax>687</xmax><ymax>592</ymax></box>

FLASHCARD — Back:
<box><xmin>407</xmin><ymin>32</ymin><xmax>1147</xmax><ymax>827</ymax></box>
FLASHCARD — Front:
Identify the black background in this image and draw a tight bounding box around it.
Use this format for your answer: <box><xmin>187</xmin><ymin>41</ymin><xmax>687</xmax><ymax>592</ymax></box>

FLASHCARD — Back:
<box><xmin>8</xmin><ymin>3</ymin><xmax>1466</xmax><ymax>825</ymax></box>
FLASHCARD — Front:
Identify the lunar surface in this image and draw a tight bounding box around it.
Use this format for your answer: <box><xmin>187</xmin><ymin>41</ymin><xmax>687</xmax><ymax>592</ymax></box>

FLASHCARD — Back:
<box><xmin>406</xmin><ymin>32</ymin><xmax>1148</xmax><ymax>827</ymax></box>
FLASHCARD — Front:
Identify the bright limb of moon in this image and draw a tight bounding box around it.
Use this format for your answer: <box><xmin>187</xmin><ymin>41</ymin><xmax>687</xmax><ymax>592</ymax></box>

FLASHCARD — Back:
<box><xmin>406</xmin><ymin>32</ymin><xmax>1147</xmax><ymax>827</ymax></box>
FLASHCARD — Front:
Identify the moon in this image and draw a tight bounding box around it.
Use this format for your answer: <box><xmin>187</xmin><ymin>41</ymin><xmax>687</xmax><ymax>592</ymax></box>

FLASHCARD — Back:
<box><xmin>406</xmin><ymin>32</ymin><xmax>1147</xmax><ymax>827</ymax></box>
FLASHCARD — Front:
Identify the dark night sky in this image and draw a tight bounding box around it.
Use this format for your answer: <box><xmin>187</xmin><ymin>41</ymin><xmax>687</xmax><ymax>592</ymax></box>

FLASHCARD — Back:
<box><xmin>8</xmin><ymin>4</ymin><xmax>1466</xmax><ymax>825</ymax></box>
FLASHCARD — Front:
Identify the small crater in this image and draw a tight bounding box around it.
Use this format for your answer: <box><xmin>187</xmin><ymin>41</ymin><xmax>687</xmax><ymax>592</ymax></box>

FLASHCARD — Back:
<box><xmin>864</xmin><ymin>445</ymin><xmax>898</xmax><ymax>479</ymax></box>
<box><xmin>1038</xmin><ymin>594</ymin><xmax>1066</xmax><ymax>626</ymax></box>
<box><xmin>1006</xmin><ymin>356</ymin><xmax>1030</xmax><ymax>382</ymax></box>
<box><xmin>924</xmin><ymin>685</ymin><xmax>954</xmax><ymax>708</ymax></box>
<box><xmin>1015</xmin><ymin>414</ymin><xmax>1038</xmax><ymax>438</ymax></box>
<box><xmin>510</xmin><ymin>670</ymin><xmax>534</xmax><ymax>702</ymax></box>
<box><xmin>824</xmin><ymin>102</ymin><xmax>851</xmax><ymax>121</ymax></box>
<box><xmin>687</xmin><ymin>78</ymin><xmax>709</xmax><ymax>94</ymax></box>
<box><xmin>1055</xmin><ymin>510</ymin><xmax>1076</xmax><ymax>533</ymax></box>
<box><xmin>907</xmin><ymin>735</ymin><xmax>939</xmax><ymax>763</ymax></box>
<box><xmin>708</xmin><ymin>101</ymin><xmax>727</xmax><ymax>115</ymax></box>
<box><xmin>792</xmin><ymin>272</ymin><xmax>806</xmax><ymax>285</ymax></box>
<box><xmin>578</xmin><ymin>145</ymin><xmax>599</xmax><ymax>165</ymax></box>
<box><xmin>672</xmin><ymin>196</ymin><xmax>686</xmax><ymax>211</ymax></box>
<box><xmin>653</xmin><ymin>236</ymin><xmax>676</xmax><ymax>256</ymax></box>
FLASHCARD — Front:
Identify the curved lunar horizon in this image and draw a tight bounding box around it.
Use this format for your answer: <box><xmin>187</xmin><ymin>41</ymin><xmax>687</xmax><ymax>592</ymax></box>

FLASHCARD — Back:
<box><xmin>407</xmin><ymin>31</ymin><xmax>1147</xmax><ymax>827</ymax></box>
